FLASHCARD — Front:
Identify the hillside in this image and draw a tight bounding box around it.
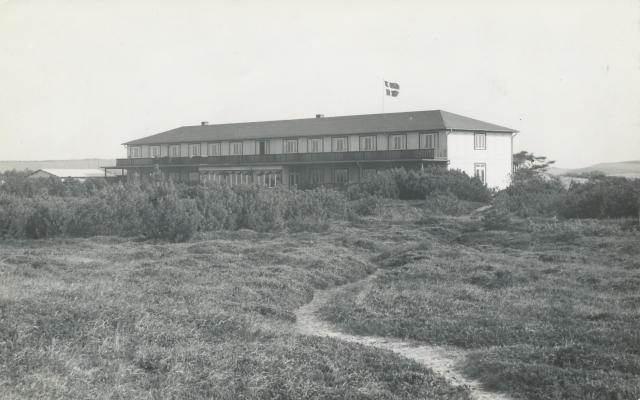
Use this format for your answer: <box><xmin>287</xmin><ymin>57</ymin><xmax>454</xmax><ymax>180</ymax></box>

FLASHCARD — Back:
<box><xmin>0</xmin><ymin>159</ymin><xmax>115</xmax><ymax>173</ymax></box>
<box><xmin>548</xmin><ymin>160</ymin><xmax>640</xmax><ymax>178</ymax></box>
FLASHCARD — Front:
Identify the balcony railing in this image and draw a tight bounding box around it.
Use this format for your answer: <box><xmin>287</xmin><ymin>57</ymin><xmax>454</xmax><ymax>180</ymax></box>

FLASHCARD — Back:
<box><xmin>116</xmin><ymin>149</ymin><xmax>438</xmax><ymax>168</ymax></box>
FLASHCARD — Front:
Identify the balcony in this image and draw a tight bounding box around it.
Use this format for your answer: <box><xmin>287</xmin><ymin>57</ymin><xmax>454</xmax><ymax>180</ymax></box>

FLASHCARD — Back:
<box><xmin>116</xmin><ymin>149</ymin><xmax>438</xmax><ymax>168</ymax></box>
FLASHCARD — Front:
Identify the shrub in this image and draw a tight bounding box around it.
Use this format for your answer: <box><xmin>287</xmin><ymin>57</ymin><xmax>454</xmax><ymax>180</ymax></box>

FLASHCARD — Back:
<box><xmin>356</xmin><ymin>167</ymin><xmax>491</xmax><ymax>203</ymax></box>
<box><xmin>349</xmin><ymin>194</ymin><xmax>383</xmax><ymax>217</ymax></box>
<box><xmin>559</xmin><ymin>177</ymin><xmax>640</xmax><ymax>219</ymax></box>
<box><xmin>0</xmin><ymin>173</ymin><xmax>351</xmax><ymax>241</ymax></box>
<box><xmin>424</xmin><ymin>191</ymin><xmax>465</xmax><ymax>216</ymax></box>
<box><xmin>481</xmin><ymin>208</ymin><xmax>512</xmax><ymax>230</ymax></box>
<box><xmin>496</xmin><ymin>169</ymin><xmax>566</xmax><ymax>217</ymax></box>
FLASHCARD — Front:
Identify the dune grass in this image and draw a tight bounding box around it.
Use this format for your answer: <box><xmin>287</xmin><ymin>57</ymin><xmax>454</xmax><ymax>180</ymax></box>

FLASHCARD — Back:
<box><xmin>0</xmin><ymin>225</ymin><xmax>471</xmax><ymax>399</ymax></box>
<box><xmin>319</xmin><ymin>216</ymin><xmax>640</xmax><ymax>400</ymax></box>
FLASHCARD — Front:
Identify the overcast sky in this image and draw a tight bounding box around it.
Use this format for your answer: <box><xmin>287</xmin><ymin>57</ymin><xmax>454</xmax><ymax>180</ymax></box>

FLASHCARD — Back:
<box><xmin>1</xmin><ymin>0</ymin><xmax>638</xmax><ymax>168</ymax></box>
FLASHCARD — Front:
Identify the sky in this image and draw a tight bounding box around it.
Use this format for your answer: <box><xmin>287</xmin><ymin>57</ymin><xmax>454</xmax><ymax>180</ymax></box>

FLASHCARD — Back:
<box><xmin>1</xmin><ymin>0</ymin><xmax>639</xmax><ymax>168</ymax></box>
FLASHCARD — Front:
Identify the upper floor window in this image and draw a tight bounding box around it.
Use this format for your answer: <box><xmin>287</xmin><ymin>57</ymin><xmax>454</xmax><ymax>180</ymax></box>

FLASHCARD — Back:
<box><xmin>150</xmin><ymin>146</ymin><xmax>161</xmax><ymax>158</ymax></box>
<box><xmin>256</xmin><ymin>140</ymin><xmax>270</xmax><ymax>155</ymax></box>
<box><xmin>420</xmin><ymin>133</ymin><xmax>435</xmax><ymax>149</ymax></box>
<box><xmin>130</xmin><ymin>146</ymin><xmax>141</xmax><ymax>158</ymax></box>
<box><xmin>474</xmin><ymin>132</ymin><xmax>486</xmax><ymax>150</ymax></box>
<box><xmin>189</xmin><ymin>143</ymin><xmax>201</xmax><ymax>157</ymax></box>
<box><xmin>360</xmin><ymin>136</ymin><xmax>376</xmax><ymax>151</ymax></box>
<box><xmin>170</xmin><ymin>145</ymin><xmax>180</xmax><ymax>157</ymax></box>
<box><xmin>389</xmin><ymin>134</ymin><xmax>406</xmax><ymax>150</ymax></box>
<box><xmin>208</xmin><ymin>143</ymin><xmax>221</xmax><ymax>156</ymax></box>
<box><xmin>284</xmin><ymin>139</ymin><xmax>298</xmax><ymax>153</ymax></box>
<box><xmin>309</xmin><ymin>138</ymin><xmax>323</xmax><ymax>153</ymax></box>
<box><xmin>332</xmin><ymin>137</ymin><xmax>348</xmax><ymax>152</ymax></box>
<box><xmin>230</xmin><ymin>141</ymin><xmax>243</xmax><ymax>155</ymax></box>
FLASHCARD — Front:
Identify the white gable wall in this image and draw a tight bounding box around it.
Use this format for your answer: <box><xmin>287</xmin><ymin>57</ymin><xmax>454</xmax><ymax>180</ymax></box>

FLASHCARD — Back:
<box><xmin>447</xmin><ymin>131</ymin><xmax>513</xmax><ymax>189</ymax></box>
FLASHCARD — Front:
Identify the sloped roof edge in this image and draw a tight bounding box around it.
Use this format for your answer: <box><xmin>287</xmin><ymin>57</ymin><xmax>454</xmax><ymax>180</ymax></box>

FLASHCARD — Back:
<box><xmin>123</xmin><ymin>110</ymin><xmax>518</xmax><ymax>146</ymax></box>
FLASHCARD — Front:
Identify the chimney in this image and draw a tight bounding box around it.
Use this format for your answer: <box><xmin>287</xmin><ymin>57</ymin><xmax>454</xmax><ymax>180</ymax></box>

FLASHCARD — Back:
<box><xmin>201</xmin><ymin>121</ymin><xmax>209</xmax><ymax>126</ymax></box>
<box><xmin>315</xmin><ymin>114</ymin><xmax>324</xmax><ymax>118</ymax></box>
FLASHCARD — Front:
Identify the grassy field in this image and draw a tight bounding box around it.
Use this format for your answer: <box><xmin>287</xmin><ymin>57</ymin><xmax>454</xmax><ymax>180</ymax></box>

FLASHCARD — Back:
<box><xmin>0</xmin><ymin>223</ymin><xmax>470</xmax><ymax>399</ymax></box>
<box><xmin>319</xmin><ymin>215</ymin><xmax>640</xmax><ymax>399</ymax></box>
<box><xmin>2</xmin><ymin>201</ymin><xmax>639</xmax><ymax>399</ymax></box>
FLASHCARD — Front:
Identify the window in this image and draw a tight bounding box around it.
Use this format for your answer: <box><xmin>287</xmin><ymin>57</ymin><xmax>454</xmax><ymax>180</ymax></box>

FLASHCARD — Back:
<box><xmin>420</xmin><ymin>133</ymin><xmax>435</xmax><ymax>149</ymax></box>
<box><xmin>130</xmin><ymin>146</ymin><xmax>140</xmax><ymax>158</ymax></box>
<box><xmin>283</xmin><ymin>139</ymin><xmax>298</xmax><ymax>153</ymax></box>
<box><xmin>170</xmin><ymin>145</ymin><xmax>180</xmax><ymax>157</ymax></box>
<box><xmin>256</xmin><ymin>140</ymin><xmax>270</xmax><ymax>155</ymax></box>
<box><xmin>389</xmin><ymin>134</ymin><xmax>406</xmax><ymax>150</ymax></box>
<box><xmin>362</xmin><ymin>168</ymin><xmax>377</xmax><ymax>179</ymax></box>
<box><xmin>360</xmin><ymin>136</ymin><xmax>376</xmax><ymax>151</ymax></box>
<box><xmin>474</xmin><ymin>132</ymin><xmax>486</xmax><ymax>150</ymax></box>
<box><xmin>332</xmin><ymin>137</ymin><xmax>348</xmax><ymax>152</ymax></box>
<box><xmin>189</xmin><ymin>144</ymin><xmax>201</xmax><ymax>157</ymax></box>
<box><xmin>309</xmin><ymin>138</ymin><xmax>323</xmax><ymax>153</ymax></box>
<box><xmin>230</xmin><ymin>142</ymin><xmax>243</xmax><ymax>155</ymax></box>
<box><xmin>208</xmin><ymin>143</ymin><xmax>221</xmax><ymax>156</ymax></box>
<box><xmin>288</xmin><ymin>171</ymin><xmax>299</xmax><ymax>187</ymax></box>
<box><xmin>474</xmin><ymin>163</ymin><xmax>487</xmax><ymax>185</ymax></box>
<box><xmin>150</xmin><ymin>146</ymin><xmax>160</xmax><ymax>157</ymax></box>
<box><xmin>334</xmin><ymin>168</ymin><xmax>349</xmax><ymax>184</ymax></box>
<box><xmin>310</xmin><ymin>168</ymin><xmax>323</xmax><ymax>185</ymax></box>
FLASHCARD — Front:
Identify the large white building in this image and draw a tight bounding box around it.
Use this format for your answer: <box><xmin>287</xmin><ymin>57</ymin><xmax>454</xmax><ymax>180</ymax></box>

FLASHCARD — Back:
<box><xmin>111</xmin><ymin>110</ymin><xmax>517</xmax><ymax>189</ymax></box>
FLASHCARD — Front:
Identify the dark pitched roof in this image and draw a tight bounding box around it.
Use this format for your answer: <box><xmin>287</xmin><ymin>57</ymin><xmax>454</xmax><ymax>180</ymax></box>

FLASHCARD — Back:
<box><xmin>123</xmin><ymin>110</ymin><xmax>517</xmax><ymax>145</ymax></box>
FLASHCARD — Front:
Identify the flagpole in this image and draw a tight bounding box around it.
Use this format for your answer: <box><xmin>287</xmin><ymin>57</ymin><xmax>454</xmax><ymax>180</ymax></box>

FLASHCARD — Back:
<box><xmin>382</xmin><ymin>79</ymin><xmax>385</xmax><ymax>113</ymax></box>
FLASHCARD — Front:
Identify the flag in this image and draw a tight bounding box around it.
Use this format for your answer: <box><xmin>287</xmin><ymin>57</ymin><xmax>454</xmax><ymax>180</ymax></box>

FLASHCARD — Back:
<box><xmin>384</xmin><ymin>81</ymin><xmax>400</xmax><ymax>97</ymax></box>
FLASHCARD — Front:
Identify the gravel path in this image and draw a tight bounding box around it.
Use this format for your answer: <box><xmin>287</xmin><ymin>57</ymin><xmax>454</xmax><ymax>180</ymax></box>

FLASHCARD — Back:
<box><xmin>295</xmin><ymin>278</ymin><xmax>511</xmax><ymax>400</ymax></box>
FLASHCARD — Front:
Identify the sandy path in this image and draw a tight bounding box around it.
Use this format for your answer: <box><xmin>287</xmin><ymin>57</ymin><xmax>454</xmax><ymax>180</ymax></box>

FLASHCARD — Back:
<box><xmin>295</xmin><ymin>278</ymin><xmax>511</xmax><ymax>400</ymax></box>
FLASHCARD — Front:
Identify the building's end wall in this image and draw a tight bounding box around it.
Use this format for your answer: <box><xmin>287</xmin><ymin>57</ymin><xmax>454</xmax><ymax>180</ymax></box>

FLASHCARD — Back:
<box><xmin>447</xmin><ymin>131</ymin><xmax>513</xmax><ymax>189</ymax></box>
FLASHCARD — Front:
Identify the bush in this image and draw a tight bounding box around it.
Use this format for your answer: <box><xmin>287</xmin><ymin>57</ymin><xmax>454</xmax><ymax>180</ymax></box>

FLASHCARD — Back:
<box><xmin>424</xmin><ymin>191</ymin><xmax>465</xmax><ymax>216</ymax></box>
<box><xmin>496</xmin><ymin>169</ymin><xmax>566</xmax><ymax>217</ymax></box>
<box><xmin>559</xmin><ymin>177</ymin><xmax>640</xmax><ymax>219</ymax></box>
<box><xmin>356</xmin><ymin>167</ymin><xmax>491</xmax><ymax>202</ymax></box>
<box><xmin>481</xmin><ymin>208</ymin><xmax>512</xmax><ymax>230</ymax></box>
<box><xmin>349</xmin><ymin>194</ymin><xmax>383</xmax><ymax>217</ymax></box>
<box><xmin>0</xmin><ymin>175</ymin><xmax>350</xmax><ymax>241</ymax></box>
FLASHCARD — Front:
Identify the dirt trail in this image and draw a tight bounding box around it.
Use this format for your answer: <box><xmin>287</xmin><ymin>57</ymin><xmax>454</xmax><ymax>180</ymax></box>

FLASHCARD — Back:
<box><xmin>295</xmin><ymin>277</ymin><xmax>511</xmax><ymax>400</ymax></box>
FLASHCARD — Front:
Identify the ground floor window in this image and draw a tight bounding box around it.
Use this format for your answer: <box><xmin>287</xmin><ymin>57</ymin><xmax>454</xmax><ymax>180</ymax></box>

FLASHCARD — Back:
<box><xmin>362</xmin><ymin>168</ymin><xmax>377</xmax><ymax>179</ymax></box>
<box><xmin>289</xmin><ymin>171</ymin><xmax>299</xmax><ymax>187</ymax></box>
<box><xmin>474</xmin><ymin>163</ymin><xmax>486</xmax><ymax>185</ymax></box>
<box><xmin>334</xmin><ymin>168</ymin><xmax>349</xmax><ymax>184</ymax></box>
<box><xmin>309</xmin><ymin>168</ymin><xmax>323</xmax><ymax>185</ymax></box>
